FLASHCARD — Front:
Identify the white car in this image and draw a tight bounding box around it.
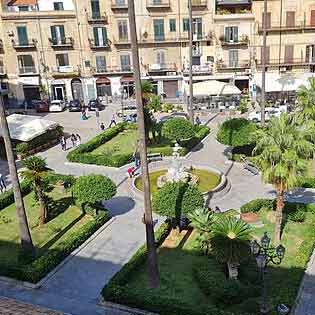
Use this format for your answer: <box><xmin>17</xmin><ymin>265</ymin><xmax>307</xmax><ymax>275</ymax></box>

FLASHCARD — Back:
<box><xmin>49</xmin><ymin>100</ymin><xmax>66</xmax><ymax>112</ymax></box>
<box><xmin>248</xmin><ymin>107</ymin><xmax>282</xmax><ymax>122</ymax></box>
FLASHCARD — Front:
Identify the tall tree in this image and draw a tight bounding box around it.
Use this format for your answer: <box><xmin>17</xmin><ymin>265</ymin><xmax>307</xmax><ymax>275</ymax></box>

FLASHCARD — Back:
<box><xmin>128</xmin><ymin>0</ymin><xmax>160</xmax><ymax>288</ymax></box>
<box><xmin>296</xmin><ymin>77</ymin><xmax>315</xmax><ymax>122</ymax></box>
<box><xmin>254</xmin><ymin>113</ymin><xmax>314</xmax><ymax>243</ymax></box>
<box><xmin>21</xmin><ymin>156</ymin><xmax>48</xmax><ymax>226</ymax></box>
<box><xmin>0</xmin><ymin>97</ymin><xmax>34</xmax><ymax>254</ymax></box>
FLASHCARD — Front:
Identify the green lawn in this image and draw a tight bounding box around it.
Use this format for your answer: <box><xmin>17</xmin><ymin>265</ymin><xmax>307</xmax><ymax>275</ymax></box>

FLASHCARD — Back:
<box><xmin>111</xmin><ymin>209</ymin><xmax>315</xmax><ymax>315</ymax></box>
<box><xmin>134</xmin><ymin>169</ymin><xmax>221</xmax><ymax>194</ymax></box>
<box><xmin>0</xmin><ymin>187</ymin><xmax>92</xmax><ymax>268</ymax></box>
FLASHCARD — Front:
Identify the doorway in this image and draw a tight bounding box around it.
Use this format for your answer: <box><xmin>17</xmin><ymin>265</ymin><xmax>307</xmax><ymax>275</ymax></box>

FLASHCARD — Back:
<box><xmin>54</xmin><ymin>86</ymin><xmax>65</xmax><ymax>100</ymax></box>
<box><xmin>71</xmin><ymin>78</ymin><xmax>84</xmax><ymax>100</ymax></box>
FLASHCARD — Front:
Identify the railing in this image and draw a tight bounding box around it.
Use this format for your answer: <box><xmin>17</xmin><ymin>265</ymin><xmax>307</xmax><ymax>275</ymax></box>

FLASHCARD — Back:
<box><xmin>111</xmin><ymin>0</ymin><xmax>128</xmax><ymax>9</ymax></box>
<box><xmin>139</xmin><ymin>32</ymin><xmax>211</xmax><ymax>43</ymax></box>
<box><xmin>87</xmin><ymin>12</ymin><xmax>108</xmax><ymax>23</ymax></box>
<box><xmin>146</xmin><ymin>0</ymin><xmax>170</xmax><ymax>8</ymax></box>
<box><xmin>258</xmin><ymin>22</ymin><xmax>315</xmax><ymax>33</ymax></box>
<box><xmin>89</xmin><ymin>38</ymin><xmax>110</xmax><ymax>48</ymax></box>
<box><xmin>12</xmin><ymin>39</ymin><xmax>37</xmax><ymax>48</ymax></box>
<box><xmin>148</xmin><ymin>63</ymin><xmax>177</xmax><ymax>71</ymax></box>
<box><xmin>216</xmin><ymin>0</ymin><xmax>251</xmax><ymax>5</ymax></box>
<box><xmin>257</xmin><ymin>58</ymin><xmax>315</xmax><ymax>66</ymax></box>
<box><xmin>217</xmin><ymin>60</ymin><xmax>250</xmax><ymax>69</ymax></box>
<box><xmin>19</xmin><ymin>66</ymin><xmax>37</xmax><ymax>74</ymax></box>
<box><xmin>192</xmin><ymin>0</ymin><xmax>207</xmax><ymax>7</ymax></box>
<box><xmin>49</xmin><ymin>37</ymin><xmax>74</xmax><ymax>48</ymax></box>
<box><xmin>93</xmin><ymin>65</ymin><xmax>133</xmax><ymax>73</ymax></box>
<box><xmin>183</xmin><ymin>63</ymin><xmax>213</xmax><ymax>74</ymax></box>
<box><xmin>113</xmin><ymin>36</ymin><xmax>130</xmax><ymax>44</ymax></box>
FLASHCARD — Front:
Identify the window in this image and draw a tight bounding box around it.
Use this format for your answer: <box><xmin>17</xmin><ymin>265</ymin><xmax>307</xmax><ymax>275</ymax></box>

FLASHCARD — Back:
<box><xmin>156</xmin><ymin>51</ymin><xmax>165</xmax><ymax>66</ymax></box>
<box><xmin>120</xmin><ymin>55</ymin><xmax>131</xmax><ymax>71</ymax></box>
<box><xmin>91</xmin><ymin>0</ymin><xmax>100</xmax><ymax>19</ymax></box>
<box><xmin>50</xmin><ymin>25</ymin><xmax>65</xmax><ymax>45</ymax></box>
<box><xmin>229</xmin><ymin>49</ymin><xmax>238</xmax><ymax>68</ymax></box>
<box><xmin>183</xmin><ymin>18</ymin><xmax>189</xmax><ymax>32</ymax></box>
<box><xmin>53</xmin><ymin>2</ymin><xmax>64</xmax><ymax>10</ymax></box>
<box><xmin>311</xmin><ymin>10</ymin><xmax>315</xmax><ymax>26</ymax></box>
<box><xmin>284</xmin><ymin>45</ymin><xmax>294</xmax><ymax>63</ymax></box>
<box><xmin>286</xmin><ymin>11</ymin><xmax>295</xmax><ymax>27</ymax></box>
<box><xmin>192</xmin><ymin>17</ymin><xmax>202</xmax><ymax>39</ymax></box>
<box><xmin>93</xmin><ymin>27</ymin><xmax>108</xmax><ymax>46</ymax></box>
<box><xmin>118</xmin><ymin>20</ymin><xmax>128</xmax><ymax>41</ymax></box>
<box><xmin>225</xmin><ymin>26</ymin><xmax>238</xmax><ymax>43</ymax></box>
<box><xmin>17</xmin><ymin>55</ymin><xmax>35</xmax><ymax>73</ymax></box>
<box><xmin>262</xmin><ymin>12</ymin><xmax>271</xmax><ymax>29</ymax></box>
<box><xmin>17</xmin><ymin>26</ymin><xmax>28</xmax><ymax>46</ymax></box>
<box><xmin>306</xmin><ymin>45</ymin><xmax>315</xmax><ymax>63</ymax></box>
<box><xmin>18</xmin><ymin>6</ymin><xmax>29</xmax><ymax>11</ymax></box>
<box><xmin>169</xmin><ymin>19</ymin><xmax>176</xmax><ymax>32</ymax></box>
<box><xmin>96</xmin><ymin>55</ymin><xmax>106</xmax><ymax>72</ymax></box>
<box><xmin>116</xmin><ymin>0</ymin><xmax>126</xmax><ymax>5</ymax></box>
<box><xmin>56</xmin><ymin>53</ymin><xmax>69</xmax><ymax>67</ymax></box>
<box><xmin>154</xmin><ymin>19</ymin><xmax>165</xmax><ymax>41</ymax></box>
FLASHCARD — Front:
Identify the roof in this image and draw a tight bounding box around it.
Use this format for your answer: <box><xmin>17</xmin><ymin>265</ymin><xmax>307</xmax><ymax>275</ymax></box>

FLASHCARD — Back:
<box><xmin>7</xmin><ymin>0</ymin><xmax>37</xmax><ymax>6</ymax></box>
<box><xmin>186</xmin><ymin>80</ymin><xmax>241</xmax><ymax>96</ymax></box>
<box><xmin>0</xmin><ymin>114</ymin><xmax>60</xmax><ymax>142</ymax></box>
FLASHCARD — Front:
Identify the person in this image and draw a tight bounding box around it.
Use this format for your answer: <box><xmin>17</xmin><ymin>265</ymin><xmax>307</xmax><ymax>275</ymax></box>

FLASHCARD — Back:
<box><xmin>76</xmin><ymin>133</ymin><xmax>81</xmax><ymax>146</ymax></box>
<box><xmin>60</xmin><ymin>136</ymin><xmax>66</xmax><ymax>151</ymax></box>
<box><xmin>70</xmin><ymin>134</ymin><xmax>77</xmax><ymax>147</ymax></box>
<box><xmin>81</xmin><ymin>108</ymin><xmax>88</xmax><ymax>120</ymax></box>
<box><xmin>100</xmin><ymin>122</ymin><xmax>105</xmax><ymax>131</ymax></box>
<box><xmin>195</xmin><ymin>115</ymin><xmax>201</xmax><ymax>126</ymax></box>
<box><xmin>127</xmin><ymin>166</ymin><xmax>135</xmax><ymax>178</ymax></box>
<box><xmin>108</xmin><ymin>114</ymin><xmax>117</xmax><ymax>128</ymax></box>
<box><xmin>0</xmin><ymin>173</ymin><xmax>6</xmax><ymax>193</ymax></box>
<box><xmin>133</xmin><ymin>140</ymin><xmax>141</xmax><ymax>168</ymax></box>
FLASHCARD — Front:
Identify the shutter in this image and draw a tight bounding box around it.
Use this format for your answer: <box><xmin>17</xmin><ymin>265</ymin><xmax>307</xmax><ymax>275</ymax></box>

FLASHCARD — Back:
<box><xmin>93</xmin><ymin>27</ymin><xmax>99</xmax><ymax>46</ymax></box>
<box><xmin>102</xmin><ymin>27</ymin><xmax>107</xmax><ymax>45</ymax></box>
<box><xmin>285</xmin><ymin>45</ymin><xmax>294</xmax><ymax>63</ymax></box>
<box><xmin>262</xmin><ymin>12</ymin><xmax>271</xmax><ymax>28</ymax></box>
<box><xmin>50</xmin><ymin>26</ymin><xmax>57</xmax><ymax>44</ymax></box>
<box><xmin>311</xmin><ymin>11</ymin><xmax>315</xmax><ymax>26</ymax></box>
<box><xmin>156</xmin><ymin>51</ymin><xmax>161</xmax><ymax>64</ymax></box>
<box><xmin>260</xmin><ymin>46</ymin><xmax>270</xmax><ymax>64</ymax></box>
<box><xmin>59</xmin><ymin>25</ymin><xmax>65</xmax><ymax>44</ymax></box>
<box><xmin>197</xmin><ymin>18</ymin><xmax>202</xmax><ymax>39</ymax></box>
<box><xmin>91</xmin><ymin>0</ymin><xmax>100</xmax><ymax>19</ymax></box>
<box><xmin>229</xmin><ymin>50</ymin><xmax>238</xmax><ymax>67</ymax></box>
<box><xmin>160</xmin><ymin>51</ymin><xmax>165</xmax><ymax>66</ymax></box>
<box><xmin>17</xmin><ymin>26</ymin><xmax>28</xmax><ymax>46</ymax></box>
<box><xmin>306</xmin><ymin>45</ymin><xmax>310</xmax><ymax>63</ymax></box>
<box><xmin>286</xmin><ymin>11</ymin><xmax>295</xmax><ymax>27</ymax></box>
<box><xmin>225</xmin><ymin>27</ymin><xmax>230</xmax><ymax>42</ymax></box>
<box><xmin>233</xmin><ymin>26</ymin><xmax>238</xmax><ymax>42</ymax></box>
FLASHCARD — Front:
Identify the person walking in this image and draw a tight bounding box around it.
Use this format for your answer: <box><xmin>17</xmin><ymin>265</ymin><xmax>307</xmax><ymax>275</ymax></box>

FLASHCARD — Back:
<box><xmin>0</xmin><ymin>173</ymin><xmax>6</xmax><ymax>193</ymax></box>
<box><xmin>76</xmin><ymin>133</ymin><xmax>81</xmax><ymax>146</ymax></box>
<box><xmin>195</xmin><ymin>115</ymin><xmax>201</xmax><ymax>126</ymax></box>
<box><xmin>100</xmin><ymin>122</ymin><xmax>105</xmax><ymax>131</ymax></box>
<box><xmin>133</xmin><ymin>140</ymin><xmax>141</xmax><ymax>168</ymax></box>
<box><xmin>60</xmin><ymin>136</ymin><xmax>66</xmax><ymax>151</ymax></box>
<box><xmin>108</xmin><ymin>114</ymin><xmax>117</xmax><ymax>128</ymax></box>
<box><xmin>70</xmin><ymin>134</ymin><xmax>77</xmax><ymax>147</ymax></box>
<box><xmin>127</xmin><ymin>166</ymin><xmax>135</xmax><ymax>178</ymax></box>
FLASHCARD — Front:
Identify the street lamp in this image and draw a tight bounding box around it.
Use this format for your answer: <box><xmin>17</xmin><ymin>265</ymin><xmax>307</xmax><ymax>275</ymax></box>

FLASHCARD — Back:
<box><xmin>250</xmin><ymin>232</ymin><xmax>286</xmax><ymax>314</ymax></box>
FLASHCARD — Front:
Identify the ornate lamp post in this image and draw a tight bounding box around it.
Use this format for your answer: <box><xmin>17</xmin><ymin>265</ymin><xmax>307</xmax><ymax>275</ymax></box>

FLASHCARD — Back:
<box><xmin>250</xmin><ymin>232</ymin><xmax>286</xmax><ymax>314</ymax></box>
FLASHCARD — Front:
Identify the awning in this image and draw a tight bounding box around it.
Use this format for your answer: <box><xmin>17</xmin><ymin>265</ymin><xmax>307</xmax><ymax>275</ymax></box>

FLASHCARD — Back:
<box><xmin>120</xmin><ymin>76</ymin><xmax>134</xmax><ymax>83</ymax></box>
<box><xmin>254</xmin><ymin>73</ymin><xmax>315</xmax><ymax>93</ymax></box>
<box><xmin>7</xmin><ymin>0</ymin><xmax>36</xmax><ymax>5</ymax></box>
<box><xmin>18</xmin><ymin>77</ymin><xmax>39</xmax><ymax>86</ymax></box>
<box><xmin>186</xmin><ymin>80</ymin><xmax>241</xmax><ymax>96</ymax></box>
<box><xmin>51</xmin><ymin>79</ymin><xmax>65</xmax><ymax>85</ymax></box>
<box><xmin>96</xmin><ymin>77</ymin><xmax>110</xmax><ymax>84</ymax></box>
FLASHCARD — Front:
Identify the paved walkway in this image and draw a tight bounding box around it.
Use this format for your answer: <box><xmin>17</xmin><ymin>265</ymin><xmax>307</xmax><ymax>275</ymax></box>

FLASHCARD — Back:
<box><xmin>0</xmin><ymin>112</ymin><xmax>315</xmax><ymax>314</ymax></box>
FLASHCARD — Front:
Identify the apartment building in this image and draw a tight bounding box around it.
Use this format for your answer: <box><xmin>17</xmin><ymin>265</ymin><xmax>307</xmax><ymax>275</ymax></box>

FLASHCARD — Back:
<box><xmin>0</xmin><ymin>0</ymin><xmax>313</xmax><ymax>105</ymax></box>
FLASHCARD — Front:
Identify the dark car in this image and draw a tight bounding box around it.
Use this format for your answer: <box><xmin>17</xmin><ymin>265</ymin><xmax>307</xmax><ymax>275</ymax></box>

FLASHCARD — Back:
<box><xmin>68</xmin><ymin>99</ymin><xmax>82</xmax><ymax>112</ymax></box>
<box><xmin>88</xmin><ymin>99</ymin><xmax>102</xmax><ymax>111</ymax></box>
<box><xmin>33</xmin><ymin>100</ymin><xmax>49</xmax><ymax>113</ymax></box>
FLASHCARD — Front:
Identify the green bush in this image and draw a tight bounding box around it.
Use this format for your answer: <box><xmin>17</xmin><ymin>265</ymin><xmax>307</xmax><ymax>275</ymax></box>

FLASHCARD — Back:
<box><xmin>16</xmin><ymin>143</ymin><xmax>28</xmax><ymax>155</ymax></box>
<box><xmin>148</xmin><ymin>95</ymin><xmax>162</xmax><ymax>112</ymax></box>
<box><xmin>287</xmin><ymin>208</ymin><xmax>306</xmax><ymax>222</ymax></box>
<box><xmin>162</xmin><ymin>118</ymin><xmax>195</xmax><ymax>142</ymax></box>
<box><xmin>179</xmin><ymin>125</ymin><xmax>210</xmax><ymax>151</ymax></box>
<box><xmin>162</xmin><ymin>103</ymin><xmax>174</xmax><ymax>112</ymax></box>
<box><xmin>217</xmin><ymin>118</ymin><xmax>257</xmax><ymax>147</ymax></box>
<box><xmin>240</xmin><ymin>199</ymin><xmax>275</xmax><ymax>213</ymax></box>
<box><xmin>152</xmin><ymin>182</ymin><xmax>204</xmax><ymax>224</ymax></box>
<box><xmin>298</xmin><ymin>177</ymin><xmax>315</xmax><ymax>188</ymax></box>
<box><xmin>44</xmin><ymin>173</ymin><xmax>76</xmax><ymax>187</ymax></box>
<box><xmin>72</xmin><ymin>175</ymin><xmax>116</xmax><ymax>206</ymax></box>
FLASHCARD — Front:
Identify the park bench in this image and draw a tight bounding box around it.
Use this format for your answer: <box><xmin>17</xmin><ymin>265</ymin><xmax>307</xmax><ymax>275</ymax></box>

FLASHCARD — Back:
<box><xmin>244</xmin><ymin>161</ymin><xmax>259</xmax><ymax>175</ymax></box>
<box><xmin>148</xmin><ymin>152</ymin><xmax>162</xmax><ymax>162</ymax></box>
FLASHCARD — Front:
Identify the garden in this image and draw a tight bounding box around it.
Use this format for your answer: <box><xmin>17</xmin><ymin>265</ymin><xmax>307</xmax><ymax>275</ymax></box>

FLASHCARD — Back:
<box><xmin>0</xmin><ymin>156</ymin><xmax>116</xmax><ymax>283</ymax></box>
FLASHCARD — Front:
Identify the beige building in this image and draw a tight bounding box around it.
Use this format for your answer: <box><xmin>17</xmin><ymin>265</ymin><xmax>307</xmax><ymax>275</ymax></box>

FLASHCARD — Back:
<box><xmin>0</xmin><ymin>0</ymin><xmax>314</xmax><ymax>106</ymax></box>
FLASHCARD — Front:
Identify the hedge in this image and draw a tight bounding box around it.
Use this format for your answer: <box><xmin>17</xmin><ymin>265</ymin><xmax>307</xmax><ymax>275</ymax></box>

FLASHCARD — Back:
<box><xmin>240</xmin><ymin>199</ymin><xmax>275</xmax><ymax>213</ymax></box>
<box><xmin>67</xmin><ymin>123</ymin><xmax>132</xmax><ymax>167</ymax></box>
<box><xmin>298</xmin><ymin>177</ymin><xmax>315</xmax><ymax>188</ymax></box>
<box><xmin>1</xmin><ymin>212</ymin><xmax>110</xmax><ymax>283</ymax></box>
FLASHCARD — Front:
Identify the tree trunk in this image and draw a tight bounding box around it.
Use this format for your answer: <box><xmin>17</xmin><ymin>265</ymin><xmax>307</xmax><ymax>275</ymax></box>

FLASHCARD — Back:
<box><xmin>274</xmin><ymin>187</ymin><xmax>284</xmax><ymax>244</ymax></box>
<box><xmin>0</xmin><ymin>96</ymin><xmax>34</xmax><ymax>254</ymax></box>
<box><xmin>227</xmin><ymin>261</ymin><xmax>239</xmax><ymax>280</ymax></box>
<box><xmin>36</xmin><ymin>185</ymin><xmax>47</xmax><ymax>226</ymax></box>
<box><xmin>128</xmin><ymin>0</ymin><xmax>160</xmax><ymax>288</ymax></box>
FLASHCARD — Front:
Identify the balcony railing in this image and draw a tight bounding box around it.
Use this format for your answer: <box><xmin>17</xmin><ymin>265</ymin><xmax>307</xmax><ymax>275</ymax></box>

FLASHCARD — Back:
<box><xmin>220</xmin><ymin>39</ymin><xmax>249</xmax><ymax>47</ymax></box>
<box><xmin>139</xmin><ymin>32</ymin><xmax>211</xmax><ymax>44</ymax></box>
<box><xmin>192</xmin><ymin>0</ymin><xmax>207</xmax><ymax>8</ymax></box>
<box><xmin>113</xmin><ymin>36</ymin><xmax>130</xmax><ymax>45</ymax></box>
<box><xmin>217</xmin><ymin>60</ymin><xmax>250</xmax><ymax>69</ymax></box>
<box><xmin>146</xmin><ymin>0</ymin><xmax>170</xmax><ymax>9</ymax></box>
<box><xmin>216</xmin><ymin>0</ymin><xmax>251</xmax><ymax>5</ymax></box>
<box><xmin>183</xmin><ymin>63</ymin><xmax>213</xmax><ymax>74</ymax></box>
<box><xmin>89</xmin><ymin>38</ymin><xmax>110</xmax><ymax>49</ymax></box>
<box><xmin>257</xmin><ymin>58</ymin><xmax>315</xmax><ymax>67</ymax></box>
<box><xmin>93</xmin><ymin>65</ymin><xmax>133</xmax><ymax>74</ymax></box>
<box><xmin>87</xmin><ymin>12</ymin><xmax>108</xmax><ymax>23</ymax></box>
<box><xmin>52</xmin><ymin>66</ymin><xmax>80</xmax><ymax>77</ymax></box>
<box><xmin>12</xmin><ymin>39</ymin><xmax>37</xmax><ymax>49</ymax></box>
<box><xmin>258</xmin><ymin>22</ymin><xmax>315</xmax><ymax>33</ymax></box>
<box><xmin>49</xmin><ymin>37</ymin><xmax>74</xmax><ymax>48</ymax></box>
<box><xmin>111</xmin><ymin>0</ymin><xmax>128</xmax><ymax>10</ymax></box>
<box><xmin>19</xmin><ymin>66</ymin><xmax>37</xmax><ymax>74</ymax></box>
<box><xmin>148</xmin><ymin>63</ymin><xmax>177</xmax><ymax>72</ymax></box>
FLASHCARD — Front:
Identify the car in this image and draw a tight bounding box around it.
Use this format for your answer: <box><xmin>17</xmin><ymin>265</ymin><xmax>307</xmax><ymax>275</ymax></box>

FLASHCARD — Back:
<box><xmin>32</xmin><ymin>100</ymin><xmax>49</xmax><ymax>113</ymax></box>
<box><xmin>117</xmin><ymin>105</ymin><xmax>137</xmax><ymax>118</ymax></box>
<box><xmin>68</xmin><ymin>99</ymin><xmax>82</xmax><ymax>112</ymax></box>
<box><xmin>88</xmin><ymin>99</ymin><xmax>102</xmax><ymax>111</ymax></box>
<box><xmin>248</xmin><ymin>108</ymin><xmax>282</xmax><ymax>122</ymax></box>
<box><xmin>159</xmin><ymin>112</ymin><xmax>189</xmax><ymax>122</ymax></box>
<box><xmin>49</xmin><ymin>100</ymin><xmax>66</xmax><ymax>112</ymax></box>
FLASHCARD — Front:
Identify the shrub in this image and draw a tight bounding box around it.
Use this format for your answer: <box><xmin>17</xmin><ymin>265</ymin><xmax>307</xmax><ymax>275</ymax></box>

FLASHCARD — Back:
<box><xmin>298</xmin><ymin>177</ymin><xmax>315</xmax><ymax>188</ymax></box>
<box><xmin>72</xmin><ymin>175</ymin><xmax>116</xmax><ymax>206</ymax></box>
<box><xmin>16</xmin><ymin>143</ymin><xmax>28</xmax><ymax>156</ymax></box>
<box><xmin>240</xmin><ymin>199</ymin><xmax>275</xmax><ymax>213</ymax></box>
<box><xmin>162</xmin><ymin>118</ymin><xmax>195</xmax><ymax>143</ymax></box>
<box><xmin>152</xmin><ymin>182</ymin><xmax>204</xmax><ymax>225</ymax></box>
<box><xmin>162</xmin><ymin>103</ymin><xmax>174</xmax><ymax>112</ymax></box>
<box><xmin>287</xmin><ymin>208</ymin><xmax>306</xmax><ymax>222</ymax></box>
<box><xmin>148</xmin><ymin>95</ymin><xmax>162</xmax><ymax>112</ymax></box>
<box><xmin>217</xmin><ymin>118</ymin><xmax>257</xmax><ymax>147</ymax></box>
<box><xmin>179</xmin><ymin>125</ymin><xmax>210</xmax><ymax>150</ymax></box>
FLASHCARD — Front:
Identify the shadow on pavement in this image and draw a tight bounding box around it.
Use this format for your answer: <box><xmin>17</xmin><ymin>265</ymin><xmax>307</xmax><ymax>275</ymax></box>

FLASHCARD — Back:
<box><xmin>103</xmin><ymin>196</ymin><xmax>136</xmax><ymax>216</ymax></box>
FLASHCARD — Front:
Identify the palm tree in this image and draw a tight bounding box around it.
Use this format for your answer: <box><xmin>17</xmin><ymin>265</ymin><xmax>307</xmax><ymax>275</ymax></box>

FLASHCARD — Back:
<box><xmin>188</xmin><ymin>207</ymin><xmax>215</xmax><ymax>254</ymax></box>
<box><xmin>21</xmin><ymin>156</ymin><xmax>48</xmax><ymax>226</ymax></box>
<box><xmin>254</xmin><ymin>113</ymin><xmax>314</xmax><ymax>243</ymax></box>
<box><xmin>210</xmin><ymin>217</ymin><xmax>251</xmax><ymax>279</ymax></box>
<box><xmin>0</xmin><ymin>98</ymin><xmax>34</xmax><ymax>254</ymax></box>
<box><xmin>296</xmin><ymin>77</ymin><xmax>315</xmax><ymax>122</ymax></box>
<box><xmin>141</xmin><ymin>80</ymin><xmax>153</xmax><ymax>105</ymax></box>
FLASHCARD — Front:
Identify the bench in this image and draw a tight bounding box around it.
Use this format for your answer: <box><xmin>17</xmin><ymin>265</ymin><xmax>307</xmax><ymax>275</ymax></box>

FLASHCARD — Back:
<box><xmin>148</xmin><ymin>152</ymin><xmax>162</xmax><ymax>162</ymax></box>
<box><xmin>244</xmin><ymin>161</ymin><xmax>259</xmax><ymax>175</ymax></box>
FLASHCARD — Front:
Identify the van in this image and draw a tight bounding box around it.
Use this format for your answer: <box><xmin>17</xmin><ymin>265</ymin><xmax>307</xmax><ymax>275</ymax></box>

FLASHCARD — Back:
<box><xmin>49</xmin><ymin>100</ymin><xmax>66</xmax><ymax>112</ymax></box>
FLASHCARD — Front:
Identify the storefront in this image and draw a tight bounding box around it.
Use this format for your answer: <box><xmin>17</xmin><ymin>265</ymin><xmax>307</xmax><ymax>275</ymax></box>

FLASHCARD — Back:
<box><xmin>120</xmin><ymin>76</ymin><xmax>134</xmax><ymax>98</ymax></box>
<box><xmin>96</xmin><ymin>77</ymin><xmax>112</xmax><ymax>97</ymax></box>
<box><xmin>19</xmin><ymin>77</ymin><xmax>40</xmax><ymax>106</ymax></box>
<box><xmin>51</xmin><ymin>79</ymin><xmax>66</xmax><ymax>101</ymax></box>
<box><xmin>71</xmin><ymin>78</ymin><xmax>84</xmax><ymax>100</ymax></box>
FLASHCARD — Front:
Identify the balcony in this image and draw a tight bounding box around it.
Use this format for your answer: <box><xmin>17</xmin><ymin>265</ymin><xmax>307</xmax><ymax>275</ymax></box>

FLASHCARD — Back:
<box><xmin>1</xmin><ymin>9</ymin><xmax>76</xmax><ymax>20</ymax></box>
<box><xmin>257</xmin><ymin>58</ymin><xmax>315</xmax><ymax>67</ymax></box>
<box><xmin>111</xmin><ymin>0</ymin><xmax>128</xmax><ymax>10</ymax></box>
<box><xmin>216</xmin><ymin>0</ymin><xmax>251</xmax><ymax>5</ymax></box>
<box><xmin>191</xmin><ymin>0</ymin><xmax>207</xmax><ymax>9</ymax></box>
<box><xmin>49</xmin><ymin>37</ymin><xmax>74</xmax><ymax>48</ymax></box>
<box><xmin>258</xmin><ymin>22</ymin><xmax>315</xmax><ymax>34</ymax></box>
<box><xmin>220</xmin><ymin>35</ymin><xmax>249</xmax><ymax>47</ymax></box>
<box><xmin>146</xmin><ymin>0</ymin><xmax>170</xmax><ymax>9</ymax></box>
<box><xmin>87</xmin><ymin>12</ymin><xmax>108</xmax><ymax>24</ymax></box>
<box><xmin>113</xmin><ymin>36</ymin><xmax>130</xmax><ymax>45</ymax></box>
<box><xmin>139</xmin><ymin>32</ymin><xmax>212</xmax><ymax>44</ymax></box>
<box><xmin>147</xmin><ymin>63</ymin><xmax>177</xmax><ymax>72</ymax></box>
<box><xmin>19</xmin><ymin>66</ymin><xmax>37</xmax><ymax>75</ymax></box>
<box><xmin>12</xmin><ymin>39</ymin><xmax>37</xmax><ymax>49</ymax></box>
<box><xmin>183</xmin><ymin>63</ymin><xmax>214</xmax><ymax>74</ymax></box>
<box><xmin>52</xmin><ymin>65</ymin><xmax>80</xmax><ymax>77</ymax></box>
<box><xmin>214</xmin><ymin>12</ymin><xmax>253</xmax><ymax>21</ymax></box>
<box><xmin>89</xmin><ymin>38</ymin><xmax>110</xmax><ymax>49</ymax></box>
<box><xmin>93</xmin><ymin>65</ymin><xmax>133</xmax><ymax>74</ymax></box>
<box><xmin>216</xmin><ymin>60</ymin><xmax>250</xmax><ymax>70</ymax></box>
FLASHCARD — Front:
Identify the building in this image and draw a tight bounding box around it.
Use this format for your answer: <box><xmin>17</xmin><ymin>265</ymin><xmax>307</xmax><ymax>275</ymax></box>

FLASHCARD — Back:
<box><xmin>0</xmin><ymin>0</ymin><xmax>314</xmax><ymax>106</ymax></box>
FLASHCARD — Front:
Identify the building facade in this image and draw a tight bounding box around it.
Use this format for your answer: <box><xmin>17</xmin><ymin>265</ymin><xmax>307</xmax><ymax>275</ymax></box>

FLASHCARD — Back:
<box><xmin>0</xmin><ymin>0</ymin><xmax>314</xmax><ymax>106</ymax></box>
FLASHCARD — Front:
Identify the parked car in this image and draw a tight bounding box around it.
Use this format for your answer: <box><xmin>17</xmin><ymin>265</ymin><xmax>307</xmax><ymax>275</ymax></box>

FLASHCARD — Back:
<box><xmin>68</xmin><ymin>99</ymin><xmax>82</xmax><ymax>112</ymax></box>
<box><xmin>117</xmin><ymin>105</ymin><xmax>138</xmax><ymax>118</ymax></box>
<box><xmin>33</xmin><ymin>100</ymin><xmax>49</xmax><ymax>113</ymax></box>
<box><xmin>49</xmin><ymin>100</ymin><xmax>66</xmax><ymax>112</ymax></box>
<box><xmin>159</xmin><ymin>112</ymin><xmax>189</xmax><ymax>122</ymax></box>
<box><xmin>248</xmin><ymin>107</ymin><xmax>282</xmax><ymax>122</ymax></box>
<box><xmin>88</xmin><ymin>99</ymin><xmax>102</xmax><ymax>111</ymax></box>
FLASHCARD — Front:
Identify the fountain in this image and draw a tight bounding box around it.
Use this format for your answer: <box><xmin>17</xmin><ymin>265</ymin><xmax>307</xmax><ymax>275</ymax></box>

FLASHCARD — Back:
<box><xmin>157</xmin><ymin>143</ymin><xmax>199</xmax><ymax>188</ymax></box>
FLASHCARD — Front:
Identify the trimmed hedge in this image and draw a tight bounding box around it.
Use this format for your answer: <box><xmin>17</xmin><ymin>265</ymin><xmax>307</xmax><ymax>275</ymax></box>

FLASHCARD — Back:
<box><xmin>67</xmin><ymin>123</ymin><xmax>132</xmax><ymax>167</ymax></box>
<box><xmin>2</xmin><ymin>212</ymin><xmax>110</xmax><ymax>283</ymax></box>
<box><xmin>240</xmin><ymin>199</ymin><xmax>275</xmax><ymax>213</ymax></box>
<box><xmin>179</xmin><ymin>125</ymin><xmax>210</xmax><ymax>154</ymax></box>
<box><xmin>298</xmin><ymin>177</ymin><xmax>315</xmax><ymax>188</ymax></box>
